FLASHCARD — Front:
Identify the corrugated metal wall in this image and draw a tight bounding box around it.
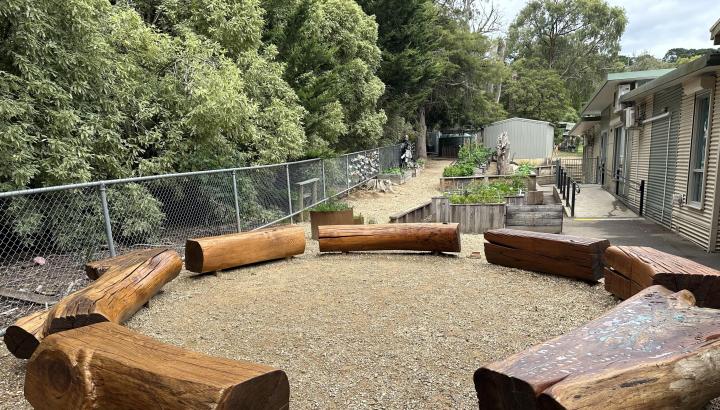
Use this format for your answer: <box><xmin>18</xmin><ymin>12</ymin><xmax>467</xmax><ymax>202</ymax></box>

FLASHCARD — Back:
<box><xmin>482</xmin><ymin>119</ymin><xmax>553</xmax><ymax>159</ymax></box>
<box><xmin>646</xmin><ymin>85</ymin><xmax>682</xmax><ymax>228</ymax></box>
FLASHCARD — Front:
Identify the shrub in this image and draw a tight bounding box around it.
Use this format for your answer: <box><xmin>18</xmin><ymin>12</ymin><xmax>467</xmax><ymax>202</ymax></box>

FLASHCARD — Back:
<box><xmin>443</xmin><ymin>163</ymin><xmax>475</xmax><ymax>177</ymax></box>
<box><xmin>446</xmin><ymin>180</ymin><xmax>521</xmax><ymax>204</ymax></box>
<box><xmin>458</xmin><ymin>144</ymin><xmax>493</xmax><ymax>167</ymax></box>
<box><xmin>311</xmin><ymin>199</ymin><xmax>351</xmax><ymax>212</ymax></box>
<box><xmin>515</xmin><ymin>163</ymin><xmax>534</xmax><ymax>177</ymax></box>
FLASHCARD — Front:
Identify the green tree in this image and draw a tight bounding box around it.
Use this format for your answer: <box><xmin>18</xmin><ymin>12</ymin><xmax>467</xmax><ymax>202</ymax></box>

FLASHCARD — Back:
<box><xmin>507</xmin><ymin>0</ymin><xmax>626</xmax><ymax>110</ymax></box>
<box><xmin>263</xmin><ymin>0</ymin><xmax>386</xmax><ymax>153</ymax></box>
<box><xmin>502</xmin><ymin>59</ymin><xmax>577</xmax><ymax>125</ymax></box>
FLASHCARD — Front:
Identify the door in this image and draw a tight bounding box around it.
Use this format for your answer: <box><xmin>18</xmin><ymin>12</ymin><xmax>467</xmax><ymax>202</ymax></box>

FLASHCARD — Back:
<box><xmin>646</xmin><ymin>86</ymin><xmax>681</xmax><ymax>228</ymax></box>
<box><xmin>613</xmin><ymin>126</ymin><xmax>627</xmax><ymax>194</ymax></box>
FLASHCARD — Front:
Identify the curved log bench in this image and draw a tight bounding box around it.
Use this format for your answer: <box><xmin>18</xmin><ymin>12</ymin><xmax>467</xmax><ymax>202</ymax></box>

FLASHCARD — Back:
<box><xmin>474</xmin><ymin>285</ymin><xmax>720</xmax><ymax>410</ymax></box>
<box><xmin>185</xmin><ymin>225</ymin><xmax>306</xmax><ymax>273</ymax></box>
<box><xmin>483</xmin><ymin>229</ymin><xmax>609</xmax><ymax>282</ymax></box>
<box><xmin>25</xmin><ymin>322</ymin><xmax>289</xmax><ymax>410</ymax></box>
<box><xmin>3</xmin><ymin>248</ymin><xmax>181</xmax><ymax>359</ymax></box>
<box><xmin>318</xmin><ymin>223</ymin><xmax>461</xmax><ymax>253</ymax></box>
<box><xmin>603</xmin><ymin>245</ymin><xmax>720</xmax><ymax>307</ymax></box>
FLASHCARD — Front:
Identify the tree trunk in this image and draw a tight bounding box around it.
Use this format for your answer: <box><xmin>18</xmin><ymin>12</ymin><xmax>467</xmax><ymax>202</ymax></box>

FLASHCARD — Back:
<box><xmin>496</xmin><ymin>132</ymin><xmax>509</xmax><ymax>175</ymax></box>
<box><xmin>318</xmin><ymin>223</ymin><xmax>460</xmax><ymax>253</ymax></box>
<box><xmin>474</xmin><ymin>285</ymin><xmax>720</xmax><ymax>410</ymax></box>
<box><xmin>185</xmin><ymin>225</ymin><xmax>306</xmax><ymax>274</ymax></box>
<box><xmin>494</xmin><ymin>39</ymin><xmax>506</xmax><ymax>104</ymax></box>
<box><xmin>25</xmin><ymin>322</ymin><xmax>289</xmax><ymax>410</ymax></box>
<box><xmin>44</xmin><ymin>248</ymin><xmax>181</xmax><ymax>335</ymax></box>
<box><xmin>3</xmin><ymin>310</ymin><xmax>48</xmax><ymax>359</ymax></box>
<box><xmin>4</xmin><ymin>248</ymin><xmax>181</xmax><ymax>359</ymax></box>
<box><xmin>416</xmin><ymin>106</ymin><xmax>428</xmax><ymax>159</ymax></box>
<box><xmin>483</xmin><ymin>229</ymin><xmax>609</xmax><ymax>282</ymax></box>
<box><xmin>604</xmin><ymin>245</ymin><xmax>720</xmax><ymax>307</ymax></box>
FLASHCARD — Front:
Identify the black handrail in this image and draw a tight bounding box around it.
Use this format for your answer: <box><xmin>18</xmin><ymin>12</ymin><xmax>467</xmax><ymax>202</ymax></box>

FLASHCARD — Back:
<box><xmin>555</xmin><ymin>160</ymin><xmax>581</xmax><ymax>217</ymax></box>
<box><xmin>600</xmin><ymin>165</ymin><xmax>646</xmax><ymax>216</ymax></box>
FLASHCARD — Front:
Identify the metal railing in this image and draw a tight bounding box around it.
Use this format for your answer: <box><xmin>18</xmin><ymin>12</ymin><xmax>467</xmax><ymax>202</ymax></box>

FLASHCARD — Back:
<box><xmin>0</xmin><ymin>145</ymin><xmax>403</xmax><ymax>330</ymax></box>
<box><xmin>555</xmin><ymin>160</ymin><xmax>581</xmax><ymax>217</ymax></box>
<box><xmin>600</xmin><ymin>165</ymin><xmax>645</xmax><ymax>216</ymax></box>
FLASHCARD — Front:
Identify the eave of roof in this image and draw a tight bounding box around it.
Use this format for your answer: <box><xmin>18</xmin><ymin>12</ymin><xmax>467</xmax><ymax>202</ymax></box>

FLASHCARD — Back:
<box><xmin>620</xmin><ymin>52</ymin><xmax>720</xmax><ymax>102</ymax></box>
<box><xmin>712</xmin><ymin>17</ymin><xmax>720</xmax><ymax>45</ymax></box>
<box><xmin>580</xmin><ymin>69</ymin><xmax>673</xmax><ymax>117</ymax></box>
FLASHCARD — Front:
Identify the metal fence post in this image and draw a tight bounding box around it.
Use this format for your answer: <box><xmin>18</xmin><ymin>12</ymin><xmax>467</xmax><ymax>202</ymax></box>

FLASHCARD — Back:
<box><xmin>231</xmin><ymin>170</ymin><xmax>241</xmax><ymax>232</ymax></box>
<box><xmin>321</xmin><ymin>159</ymin><xmax>327</xmax><ymax>199</ymax></box>
<box><xmin>571</xmin><ymin>182</ymin><xmax>576</xmax><ymax>217</ymax></box>
<box><xmin>639</xmin><ymin>180</ymin><xmax>645</xmax><ymax>216</ymax></box>
<box><xmin>286</xmin><ymin>164</ymin><xmax>293</xmax><ymax>223</ymax></box>
<box><xmin>615</xmin><ymin>169</ymin><xmax>620</xmax><ymax>195</ymax></box>
<box><xmin>565</xmin><ymin>179</ymin><xmax>571</xmax><ymax>208</ymax></box>
<box><xmin>345</xmin><ymin>154</ymin><xmax>350</xmax><ymax>191</ymax></box>
<box><xmin>99</xmin><ymin>183</ymin><xmax>116</xmax><ymax>257</ymax></box>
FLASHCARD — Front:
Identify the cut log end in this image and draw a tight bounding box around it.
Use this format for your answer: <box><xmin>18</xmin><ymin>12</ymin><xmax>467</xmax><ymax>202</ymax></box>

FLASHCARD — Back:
<box><xmin>3</xmin><ymin>310</ymin><xmax>48</xmax><ymax>359</ymax></box>
<box><xmin>184</xmin><ymin>239</ymin><xmax>205</xmax><ymax>273</ymax></box>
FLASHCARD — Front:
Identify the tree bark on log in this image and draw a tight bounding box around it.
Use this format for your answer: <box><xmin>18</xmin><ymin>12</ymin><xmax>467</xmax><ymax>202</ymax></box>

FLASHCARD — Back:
<box><xmin>185</xmin><ymin>225</ymin><xmax>306</xmax><ymax>274</ymax></box>
<box><xmin>603</xmin><ymin>245</ymin><xmax>720</xmax><ymax>307</ymax></box>
<box><xmin>3</xmin><ymin>310</ymin><xmax>48</xmax><ymax>359</ymax></box>
<box><xmin>85</xmin><ymin>248</ymin><xmax>168</xmax><ymax>280</ymax></box>
<box><xmin>44</xmin><ymin>248</ymin><xmax>181</xmax><ymax>335</ymax></box>
<box><xmin>25</xmin><ymin>322</ymin><xmax>290</xmax><ymax>410</ymax></box>
<box><xmin>484</xmin><ymin>229</ymin><xmax>609</xmax><ymax>281</ymax></box>
<box><xmin>474</xmin><ymin>285</ymin><xmax>720</xmax><ymax>410</ymax></box>
<box><xmin>318</xmin><ymin>223</ymin><xmax>461</xmax><ymax>253</ymax></box>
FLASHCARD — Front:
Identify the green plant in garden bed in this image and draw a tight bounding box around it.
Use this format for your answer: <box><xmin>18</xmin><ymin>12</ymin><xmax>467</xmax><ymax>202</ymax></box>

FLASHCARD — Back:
<box><xmin>515</xmin><ymin>163</ymin><xmax>534</xmax><ymax>176</ymax></box>
<box><xmin>443</xmin><ymin>163</ymin><xmax>475</xmax><ymax>177</ymax></box>
<box><xmin>381</xmin><ymin>167</ymin><xmax>404</xmax><ymax>175</ymax></box>
<box><xmin>311</xmin><ymin>199</ymin><xmax>351</xmax><ymax>212</ymax></box>
<box><xmin>446</xmin><ymin>180</ymin><xmax>521</xmax><ymax>204</ymax></box>
<box><xmin>458</xmin><ymin>144</ymin><xmax>493</xmax><ymax>167</ymax></box>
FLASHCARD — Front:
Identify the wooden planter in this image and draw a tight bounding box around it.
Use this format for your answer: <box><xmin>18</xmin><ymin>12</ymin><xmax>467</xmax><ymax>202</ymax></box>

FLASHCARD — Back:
<box><xmin>353</xmin><ymin>215</ymin><xmax>365</xmax><ymax>225</ymax></box>
<box><xmin>310</xmin><ymin>209</ymin><xmax>354</xmax><ymax>240</ymax></box>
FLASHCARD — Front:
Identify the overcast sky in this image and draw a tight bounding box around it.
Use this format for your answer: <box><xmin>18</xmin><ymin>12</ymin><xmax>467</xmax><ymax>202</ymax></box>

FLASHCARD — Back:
<box><xmin>497</xmin><ymin>0</ymin><xmax>720</xmax><ymax>58</ymax></box>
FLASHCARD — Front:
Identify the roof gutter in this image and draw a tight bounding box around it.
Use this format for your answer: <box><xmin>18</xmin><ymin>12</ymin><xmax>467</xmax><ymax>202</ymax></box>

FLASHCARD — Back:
<box><xmin>620</xmin><ymin>52</ymin><xmax>720</xmax><ymax>103</ymax></box>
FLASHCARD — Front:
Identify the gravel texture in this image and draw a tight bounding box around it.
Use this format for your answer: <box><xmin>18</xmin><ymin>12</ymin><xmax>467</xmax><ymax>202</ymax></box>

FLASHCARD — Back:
<box><xmin>2</xmin><ymin>159</ymin><xmax>712</xmax><ymax>409</ymax></box>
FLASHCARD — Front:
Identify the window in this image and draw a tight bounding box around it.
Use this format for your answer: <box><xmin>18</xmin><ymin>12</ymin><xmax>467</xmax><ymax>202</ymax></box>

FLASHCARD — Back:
<box><xmin>689</xmin><ymin>91</ymin><xmax>711</xmax><ymax>205</ymax></box>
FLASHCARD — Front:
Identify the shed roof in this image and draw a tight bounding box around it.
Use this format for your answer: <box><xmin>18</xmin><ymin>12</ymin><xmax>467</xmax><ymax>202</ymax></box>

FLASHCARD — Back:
<box><xmin>486</xmin><ymin>117</ymin><xmax>553</xmax><ymax>127</ymax></box>
<box><xmin>712</xmin><ymin>17</ymin><xmax>720</xmax><ymax>45</ymax></box>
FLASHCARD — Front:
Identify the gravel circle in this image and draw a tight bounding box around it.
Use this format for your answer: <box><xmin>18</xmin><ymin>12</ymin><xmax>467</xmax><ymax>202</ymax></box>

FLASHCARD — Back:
<box><xmin>5</xmin><ymin>159</ymin><xmax>712</xmax><ymax>409</ymax></box>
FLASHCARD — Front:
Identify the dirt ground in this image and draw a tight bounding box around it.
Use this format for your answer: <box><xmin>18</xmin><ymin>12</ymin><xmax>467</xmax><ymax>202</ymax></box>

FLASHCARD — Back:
<box><xmin>1</xmin><ymin>158</ymin><xmax>695</xmax><ymax>409</ymax></box>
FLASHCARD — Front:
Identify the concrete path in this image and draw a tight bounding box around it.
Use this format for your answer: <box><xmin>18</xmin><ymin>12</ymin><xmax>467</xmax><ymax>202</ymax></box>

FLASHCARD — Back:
<box><xmin>568</xmin><ymin>184</ymin><xmax>638</xmax><ymax>219</ymax></box>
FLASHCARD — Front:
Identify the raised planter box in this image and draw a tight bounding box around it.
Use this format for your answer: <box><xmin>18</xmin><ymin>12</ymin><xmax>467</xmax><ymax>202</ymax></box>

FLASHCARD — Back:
<box><xmin>310</xmin><ymin>209</ymin><xmax>354</xmax><ymax>240</ymax></box>
<box><xmin>389</xmin><ymin>201</ymin><xmax>432</xmax><ymax>223</ymax></box>
<box><xmin>440</xmin><ymin>173</ymin><xmax>537</xmax><ymax>191</ymax></box>
<box><xmin>505</xmin><ymin>204</ymin><xmax>563</xmax><ymax>234</ymax></box>
<box><xmin>431</xmin><ymin>197</ymin><xmax>505</xmax><ymax>234</ymax></box>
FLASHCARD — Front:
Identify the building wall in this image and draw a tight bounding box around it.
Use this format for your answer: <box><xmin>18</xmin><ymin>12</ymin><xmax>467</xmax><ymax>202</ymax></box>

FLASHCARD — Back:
<box><xmin>482</xmin><ymin>119</ymin><xmax>554</xmax><ymax>159</ymax></box>
<box><xmin>667</xmin><ymin>76</ymin><xmax>718</xmax><ymax>250</ymax></box>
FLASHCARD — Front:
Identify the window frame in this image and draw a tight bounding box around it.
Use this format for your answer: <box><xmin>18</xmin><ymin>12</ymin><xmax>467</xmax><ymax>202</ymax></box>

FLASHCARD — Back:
<box><xmin>687</xmin><ymin>89</ymin><xmax>713</xmax><ymax>209</ymax></box>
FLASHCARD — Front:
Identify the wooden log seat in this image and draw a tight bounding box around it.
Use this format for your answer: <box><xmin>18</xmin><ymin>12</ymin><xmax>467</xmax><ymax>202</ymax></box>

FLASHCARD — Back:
<box><xmin>185</xmin><ymin>225</ymin><xmax>306</xmax><ymax>273</ymax></box>
<box><xmin>603</xmin><ymin>245</ymin><xmax>720</xmax><ymax>307</ymax></box>
<box><xmin>483</xmin><ymin>229</ymin><xmax>609</xmax><ymax>282</ymax></box>
<box><xmin>474</xmin><ymin>285</ymin><xmax>720</xmax><ymax>410</ymax></box>
<box><xmin>318</xmin><ymin>223</ymin><xmax>461</xmax><ymax>253</ymax></box>
<box><xmin>25</xmin><ymin>322</ymin><xmax>290</xmax><ymax>410</ymax></box>
<box><xmin>3</xmin><ymin>248</ymin><xmax>181</xmax><ymax>359</ymax></box>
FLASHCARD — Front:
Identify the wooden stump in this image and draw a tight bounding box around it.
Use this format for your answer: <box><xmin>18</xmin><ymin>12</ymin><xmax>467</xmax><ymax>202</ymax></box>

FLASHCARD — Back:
<box><xmin>318</xmin><ymin>223</ymin><xmax>461</xmax><ymax>253</ymax></box>
<box><xmin>474</xmin><ymin>285</ymin><xmax>720</xmax><ymax>410</ymax></box>
<box><xmin>603</xmin><ymin>245</ymin><xmax>720</xmax><ymax>307</ymax></box>
<box><xmin>45</xmin><ymin>248</ymin><xmax>181</xmax><ymax>335</ymax></box>
<box><xmin>483</xmin><ymin>229</ymin><xmax>609</xmax><ymax>281</ymax></box>
<box><xmin>4</xmin><ymin>248</ymin><xmax>181</xmax><ymax>359</ymax></box>
<box><xmin>25</xmin><ymin>322</ymin><xmax>289</xmax><ymax>410</ymax></box>
<box><xmin>185</xmin><ymin>225</ymin><xmax>306</xmax><ymax>274</ymax></box>
<box><xmin>3</xmin><ymin>310</ymin><xmax>48</xmax><ymax>359</ymax></box>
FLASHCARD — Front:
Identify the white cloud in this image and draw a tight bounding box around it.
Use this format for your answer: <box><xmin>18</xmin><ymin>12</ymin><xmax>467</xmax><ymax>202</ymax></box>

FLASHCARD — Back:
<box><xmin>495</xmin><ymin>0</ymin><xmax>720</xmax><ymax>58</ymax></box>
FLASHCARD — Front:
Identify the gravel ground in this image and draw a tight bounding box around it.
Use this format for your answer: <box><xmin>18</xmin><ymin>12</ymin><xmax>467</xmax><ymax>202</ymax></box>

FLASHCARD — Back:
<box><xmin>2</xmin><ymin>159</ymin><xmax>710</xmax><ymax>409</ymax></box>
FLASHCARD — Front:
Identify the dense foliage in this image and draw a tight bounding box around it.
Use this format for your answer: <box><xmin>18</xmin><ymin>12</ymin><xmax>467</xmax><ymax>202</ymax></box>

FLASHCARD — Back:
<box><xmin>447</xmin><ymin>179</ymin><xmax>522</xmax><ymax>204</ymax></box>
<box><xmin>443</xmin><ymin>143</ymin><xmax>493</xmax><ymax>177</ymax></box>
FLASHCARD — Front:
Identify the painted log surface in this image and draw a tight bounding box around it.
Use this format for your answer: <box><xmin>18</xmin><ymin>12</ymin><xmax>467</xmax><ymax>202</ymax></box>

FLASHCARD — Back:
<box><xmin>318</xmin><ymin>223</ymin><xmax>461</xmax><ymax>252</ymax></box>
<box><xmin>474</xmin><ymin>285</ymin><xmax>720</xmax><ymax>410</ymax></box>
<box><xmin>603</xmin><ymin>245</ymin><xmax>720</xmax><ymax>307</ymax></box>
<box><xmin>484</xmin><ymin>229</ymin><xmax>608</xmax><ymax>281</ymax></box>
<box><xmin>25</xmin><ymin>322</ymin><xmax>289</xmax><ymax>410</ymax></box>
<box><xmin>45</xmin><ymin>248</ymin><xmax>181</xmax><ymax>335</ymax></box>
<box><xmin>185</xmin><ymin>225</ymin><xmax>306</xmax><ymax>273</ymax></box>
<box><xmin>85</xmin><ymin>248</ymin><xmax>166</xmax><ymax>280</ymax></box>
<box><xmin>3</xmin><ymin>310</ymin><xmax>48</xmax><ymax>359</ymax></box>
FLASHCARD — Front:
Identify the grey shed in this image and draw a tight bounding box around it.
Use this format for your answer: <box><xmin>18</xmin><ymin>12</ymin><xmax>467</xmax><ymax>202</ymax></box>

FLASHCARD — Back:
<box><xmin>482</xmin><ymin>117</ymin><xmax>554</xmax><ymax>160</ymax></box>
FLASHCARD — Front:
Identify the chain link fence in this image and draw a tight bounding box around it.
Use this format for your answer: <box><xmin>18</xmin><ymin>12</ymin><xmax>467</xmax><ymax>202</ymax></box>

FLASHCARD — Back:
<box><xmin>0</xmin><ymin>145</ymin><xmax>403</xmax><ymax>331</ymax></box>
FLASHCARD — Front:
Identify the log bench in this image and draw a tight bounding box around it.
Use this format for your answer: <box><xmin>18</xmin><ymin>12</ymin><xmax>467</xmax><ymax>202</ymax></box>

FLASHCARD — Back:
<box><xmin>4</xmin><ymin>248</ymin><xmax>181</xmax><ymax>359</ymax></box>
<box><xmin>483</xmin><ymin>229</ymin><xmax>609</xmax><ymax>282</ymax></box>
<box><xmin>25</xmin><ymin>322</ymin><xmax>289</xmax><ymax>410</ymax></box>
<box><xmin>474</xmin><ymin>285</ymin><xmax>720</xmax><ymax>410</ymax></box>
<box><xmin>185</xmin><ymin>225</ymin><xmax>306</xmax><ymax>274</ymax></box>
<box><xmin>603</xmin><ymin>245</ymin><xmax>720</xmax><ymax>307</ymax></box>
<box><xmin>318</xmin><ymin>223</ymin><xmax>461</xmax><ymax>253</ymax></box>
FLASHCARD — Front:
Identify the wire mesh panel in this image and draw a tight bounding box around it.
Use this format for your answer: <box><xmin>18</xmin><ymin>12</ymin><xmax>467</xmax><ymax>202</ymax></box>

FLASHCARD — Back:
<box><xmin>0</xmin><ymin>187</ymin><xmax>105</xmax><ymax>329</ymax></box>
<box><xmin>0</xmin><ymin>145</ymin><xmax>400</xmax><ymax>329</ymax></box>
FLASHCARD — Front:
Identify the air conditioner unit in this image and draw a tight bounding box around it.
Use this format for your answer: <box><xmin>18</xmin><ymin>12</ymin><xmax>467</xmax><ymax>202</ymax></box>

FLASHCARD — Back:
<box><xmin>623</xmin><ymin>107</ymin><xmax>636</xmax><ymax>128</ymax></box>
